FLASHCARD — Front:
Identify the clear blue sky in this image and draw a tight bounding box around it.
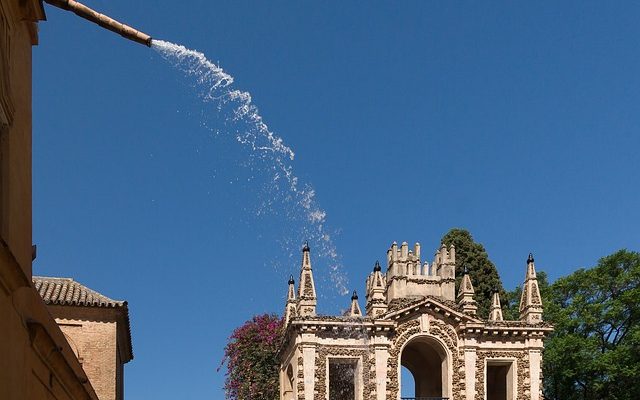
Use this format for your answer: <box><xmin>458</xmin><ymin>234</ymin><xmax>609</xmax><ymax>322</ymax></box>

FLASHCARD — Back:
<box><xmin>34</xmin><ymin>1</ymin><xmax>639</xmax><ymax>398</ymax></box>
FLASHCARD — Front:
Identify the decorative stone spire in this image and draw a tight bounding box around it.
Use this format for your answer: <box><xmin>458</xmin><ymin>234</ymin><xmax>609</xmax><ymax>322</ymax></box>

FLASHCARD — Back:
<box><xmin>489</xmin><ymin>288</ymin><xmax>504</xmax><ymax>322</ymax></box>
<box><xmin>365</xmin><ymin>261</ymin><xmax>387</xmax><ymax>316</ymax></box>
<box><xmin>349</xmin><ymin>290</ymin><xmax>362</xmax><ymax>317</ymax></box>
<box><xmin>297</xmin><ymin>242</ymin><xmax>317</xmax><ymax>317</ymax></box>
<box><xmin>519</xmin><ymin>253</ymin><xmax>543</xmax><ymax>324</ymax></box>
<box><xmin>457</xmin><ymin>266</ymin><xmax>477</xmax><ymax>315</ymax></box>
<box><xmin>288</xmin><ymin>275</ymin><xmax>296</xmax><ymax>300</ymax></box>
<box><xmin>284</xmin><ymin>275</ymin><xmax>297</xmax><ymax>325</ymax></box>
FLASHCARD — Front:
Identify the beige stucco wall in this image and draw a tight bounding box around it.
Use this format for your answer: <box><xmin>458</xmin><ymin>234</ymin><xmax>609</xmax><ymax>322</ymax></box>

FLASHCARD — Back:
<box><xmin>0</xmin><ymin>0</ymin><xmax>35</xmax><ymax>279</ymax></box>
<box><xmin>0</xmin><ymin>1</ymin><xmax>99</xmax><ymax>399</ymax></box>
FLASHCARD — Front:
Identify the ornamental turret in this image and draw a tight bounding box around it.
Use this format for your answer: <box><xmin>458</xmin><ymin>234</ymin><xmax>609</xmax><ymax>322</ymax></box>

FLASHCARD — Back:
<box><xmin>349</xmin><ymin>290</ymin><xmax>362</xmax><ymax>317</ymax></box>
<box><xmin>457</xmin><ymin>266</ymin><xmax>477</xmax><ymax>315</ymax></box>
<box><xmin>296</xmin><ymin>242</ymin><xmax>317</xmax><ymax>317</ymax></box>
<box><xmin>366</xmin><ymin>261</ymin><xmax>388</xmax><ymax>316</ymax></box>
<box><xmin>435</xmin><ymin>243</ymin><xmax>456</xmax><ymax>279</ymax></box>
<box><xmin>384</xmin><ymin>241</ymin><xmax>457</xmax><ymax>302</ymax></box>
<box><xmin>435</xmin><ymin>243</ymin><xmax>456</xmax><ymax>300</ymax></box>
<box><xmin>284</xmin><ymin>275</ymin><xmax>297</xmax><ymax>325</ymax></box>
<box><xmin>489</xmin><ymin>288</ymin><xmax>504</xmax><ymax>322</ymax></box>
<box><xmin>519</xmin><ymin>253</ymin><xmax>543</xmax><ymax>324</ymax></box>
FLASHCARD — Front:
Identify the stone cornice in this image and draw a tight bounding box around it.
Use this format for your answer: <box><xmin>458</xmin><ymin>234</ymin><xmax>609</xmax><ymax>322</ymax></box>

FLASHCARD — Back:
<box><xmin>459</xmin><ymin>322</ymin><xmax>553</xmax><ymax>338</ymax></box>
<box><xmin>289</xmin><ymin>318</ymin><xmax>395</xmax><ymax>332</ymax></box>
<box><xmin>383</xmin><ymin>296</ymin><xmax>482</xmax><ymax>324</ymax></box>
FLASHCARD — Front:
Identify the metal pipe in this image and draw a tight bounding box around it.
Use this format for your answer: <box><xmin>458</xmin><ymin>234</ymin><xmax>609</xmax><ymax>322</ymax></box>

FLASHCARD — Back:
<box><xmin>44</xmin><ymin>0</ymin><xmax>152</xmax><ymax>47</ymax></box>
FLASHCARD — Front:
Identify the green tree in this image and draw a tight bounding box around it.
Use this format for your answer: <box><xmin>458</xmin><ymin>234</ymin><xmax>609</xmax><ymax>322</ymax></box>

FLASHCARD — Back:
<box><xmin>220</xmin><ymin>314</ymin><xmax>284</xmax><ymax>400</ymax></box>
<box><xmin>441</xmin><ymin>228</ymin><xmax>504</xmax><ymax>318</ymax></box>
<box><xmin>543</xmin><ymin>250</ymin><xmax>640</xmax><ymax>400</ymax></box>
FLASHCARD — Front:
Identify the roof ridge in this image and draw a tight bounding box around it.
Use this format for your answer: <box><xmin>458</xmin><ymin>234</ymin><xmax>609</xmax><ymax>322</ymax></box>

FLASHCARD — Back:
<box><xmin>33</xmin><ymin>275</ymin><xmax>125</xmax><ymax>307</ymax></box>
<box><xmin>33</xmin><ymin>275</ymin><xmax>74</xmax><ymax>281</ymax></box>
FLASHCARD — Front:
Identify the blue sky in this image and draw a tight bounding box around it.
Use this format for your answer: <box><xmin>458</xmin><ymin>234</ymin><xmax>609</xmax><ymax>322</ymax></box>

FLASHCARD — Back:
<box><xmin>33</xmin><ymin>1</ymin><xmax>639</xmax><ymax>398</ymax></box>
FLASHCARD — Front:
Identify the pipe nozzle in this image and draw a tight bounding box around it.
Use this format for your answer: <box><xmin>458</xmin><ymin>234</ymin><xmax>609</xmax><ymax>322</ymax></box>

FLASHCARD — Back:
<box><xmin>44</xmin><ymin>0</ymin><xmax>152</xmax><ymax>47</ymax></box>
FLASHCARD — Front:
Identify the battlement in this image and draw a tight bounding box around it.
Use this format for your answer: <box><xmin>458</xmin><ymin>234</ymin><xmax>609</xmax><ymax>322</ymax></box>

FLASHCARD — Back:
<box><xmin>383</xmin><ymin>241</ymin><xmax>457</xmax><ymax>304</ymax></box>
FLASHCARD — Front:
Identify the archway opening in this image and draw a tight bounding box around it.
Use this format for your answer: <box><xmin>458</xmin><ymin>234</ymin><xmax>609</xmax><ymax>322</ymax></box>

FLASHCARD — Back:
<box><xmin>401</xmin><ymin>366</ymin><xmax>416</xmax><ymax>398</ymax></box>
<box><xmin>400</xmin><ymin>336</ymin><xmax>448</xmax><ymax>399</ymax></box>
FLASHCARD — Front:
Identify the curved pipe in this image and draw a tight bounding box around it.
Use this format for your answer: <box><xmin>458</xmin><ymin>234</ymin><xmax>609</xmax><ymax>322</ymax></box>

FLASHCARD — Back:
<box><xmin>44</xmin><ymin>0</ymin><xmax>151</xmax><ymax>47</ymax></box>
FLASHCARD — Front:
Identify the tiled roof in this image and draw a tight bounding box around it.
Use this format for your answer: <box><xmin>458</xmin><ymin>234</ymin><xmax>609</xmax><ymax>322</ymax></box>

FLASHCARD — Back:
<box><xmin>33</xmin><ymin>276</ymin><xmax>125</xmax><ymax>308</ymax></box>
<box><xmin>33</xmin><ymin>275</ymin><xmax>134</xmax><ymax>362</ymax></box>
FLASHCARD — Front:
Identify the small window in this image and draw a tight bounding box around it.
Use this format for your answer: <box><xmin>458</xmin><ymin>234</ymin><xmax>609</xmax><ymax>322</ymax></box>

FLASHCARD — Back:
<box><xmin>486</xmin><ymin>360</ymin><xmax>515</xmax><ymax>400</ymax></box>
<box><xmin>329</xmin><ymin>359</ymin><xmax>357</xmax><ymax>400</ymax></box>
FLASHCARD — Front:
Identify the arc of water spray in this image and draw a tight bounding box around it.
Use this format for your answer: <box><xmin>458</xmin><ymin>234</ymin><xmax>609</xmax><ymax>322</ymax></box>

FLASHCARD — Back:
<box><xmin>151</xmin><ymin>39</ymin><xmax>350</xmax><ymax>297</ymax></box>
<box><xmin>42</xmin><ymin>0</ymin><xmax>351</xmax><ymax>298</ymax></box>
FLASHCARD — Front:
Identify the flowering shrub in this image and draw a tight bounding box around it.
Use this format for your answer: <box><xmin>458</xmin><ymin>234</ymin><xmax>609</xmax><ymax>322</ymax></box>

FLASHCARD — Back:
<box><xmin>221</xmin><ymin>314</ymin><xmax>284</xmax><ymax>400</ymax></box>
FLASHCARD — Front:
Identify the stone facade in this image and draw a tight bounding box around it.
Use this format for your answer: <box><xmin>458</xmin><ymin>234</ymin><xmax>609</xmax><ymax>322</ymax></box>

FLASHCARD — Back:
<box><xmin>279</xmin><ymin>242</ymin><xmax>552</xmax><ymax>400</ymax></box>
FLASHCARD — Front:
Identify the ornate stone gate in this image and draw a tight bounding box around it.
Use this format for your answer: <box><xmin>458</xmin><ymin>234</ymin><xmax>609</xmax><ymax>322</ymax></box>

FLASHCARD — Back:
<box><xmin>279</xmin><ymin>242</ymin><xmax>551</xmax><ymax>400</ymax></box>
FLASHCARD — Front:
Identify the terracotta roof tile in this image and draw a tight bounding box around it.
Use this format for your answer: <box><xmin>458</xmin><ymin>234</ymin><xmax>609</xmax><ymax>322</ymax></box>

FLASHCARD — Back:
<box><xmin>33</xmin><ymin>275</ymin><xmax>134</xmax><ymax>362</ymax></box>
<box><xmin>33</xmin><ymin>276</ymin><xmax>125</xmax><ymax>308</ymax></box>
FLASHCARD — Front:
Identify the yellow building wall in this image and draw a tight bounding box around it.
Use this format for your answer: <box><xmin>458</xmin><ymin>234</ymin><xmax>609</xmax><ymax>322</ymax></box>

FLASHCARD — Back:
<box><xmin>0</xmin><ymin>1</ymin><xmax>99</xmax><ymax>399</ymax></box>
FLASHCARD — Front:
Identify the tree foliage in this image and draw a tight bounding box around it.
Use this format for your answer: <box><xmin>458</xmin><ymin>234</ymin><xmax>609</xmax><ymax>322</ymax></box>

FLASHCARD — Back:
<box><xmin>543</xmin><ymin>250</ymin><xmax>640</xmax><ymax>400</ymax></box>
<box><xmin>221</xmin><ymin>314</ymin><xmax>284</xmax><ymax>400</ymax></box>
<box><xmin>441</xmin><ymin>228</ymin><xmax>504</xmax><ymax>318</ymax></box>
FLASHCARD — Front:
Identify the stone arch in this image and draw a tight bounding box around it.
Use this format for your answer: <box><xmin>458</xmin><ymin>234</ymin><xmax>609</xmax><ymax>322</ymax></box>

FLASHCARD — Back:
<box><xmin>387</xmin><ymin>318</ymin><xmax>464</xmax><ymax>400</ymax></box>
<box><xmin>399</xmin><ymin>333</ymin><xmax>452</xmax><ymax>399</ymax></box>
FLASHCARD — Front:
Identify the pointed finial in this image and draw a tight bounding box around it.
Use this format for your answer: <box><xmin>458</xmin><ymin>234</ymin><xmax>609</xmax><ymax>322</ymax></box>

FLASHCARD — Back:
<box><xmin>351</xmin><ymin>290</ymin><xmax>358</xmax><ymax>300</ymax></box>
<box><xmin>492</xmin><ymin>286</ymin><xmax>499</xmax><ymax>294</ymax></box>
<box><xmin>302</xmin><ymin>241</ymin><xmax>310</xmax><ymax>252</ymax></box>
<box><xmin>527</xmin><ymin>253</ymin><xmax>534</xmax><ymax>263</ymax></box>
<box><xmin>373</xmin><ymin>260</ymin><xmax>381</xmax><ymax>272</ymax></box>
<box><xmin>288</xmin><ymin>275</ymin><xmax>295</xmax><ymax>285</ymax></box>
<box><xmin>463</xmin><ymin>265</ymin><xmax>469</xmax><ymax>275</ymax></box>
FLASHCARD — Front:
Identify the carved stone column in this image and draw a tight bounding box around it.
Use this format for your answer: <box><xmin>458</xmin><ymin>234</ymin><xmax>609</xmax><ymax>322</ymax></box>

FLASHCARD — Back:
<box><xmin>374</xmin><ymin>344</ymin><xmax>389</xmax><ymax>400</ymax></box>
<box><xmin>463</xmin><ymin>347</ymin><xmax>477</xmax><ymax>400</ymax></box>
<box><xmin>301</xmin><ymin>343</ymin><xmax>316</xmax><ymax>400</ymax></box>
